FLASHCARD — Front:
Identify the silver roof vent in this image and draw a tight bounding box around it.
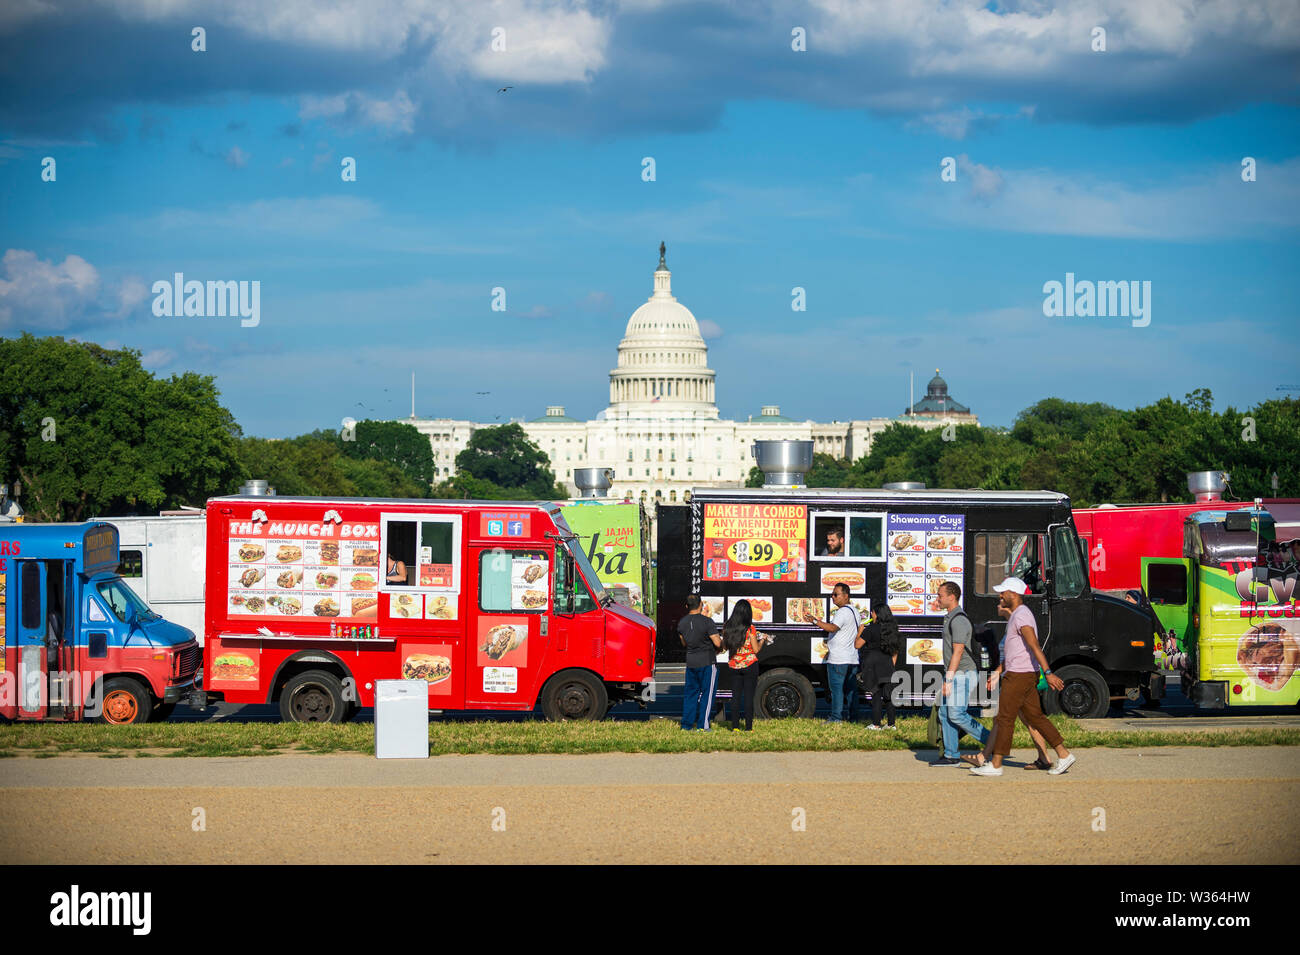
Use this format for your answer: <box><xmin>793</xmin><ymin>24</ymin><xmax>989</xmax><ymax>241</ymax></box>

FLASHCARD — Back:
<box><xmin>752</xmin><ymin>440</ymin><xmax>814</xmax><ymax>488</ymax></box>
<box><xmin>239</xmin><ymin>479</ymin><xmax>276</xmax><ymax>496</ymax></box>
<box><xmin>1187</xmin><ymin>470</ymin><xmax>1228</xmax><ymax>503</ymax></box>
<box><xmin>883</xmin><ymin>482</ymin><xmax>927</xmax><ymax>491</ymax></box>
<box><xmin>573</xmin><ymin>467</ymin><xmax>615</xmax><ymax>498</ymax></box>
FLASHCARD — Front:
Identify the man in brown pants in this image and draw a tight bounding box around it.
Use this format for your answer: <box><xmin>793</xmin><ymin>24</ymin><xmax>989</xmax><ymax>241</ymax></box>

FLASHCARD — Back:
<box><xmin>969</xmin><ymin>577</ymin><xmax>1076</xmax><ymax>777</ymax></box>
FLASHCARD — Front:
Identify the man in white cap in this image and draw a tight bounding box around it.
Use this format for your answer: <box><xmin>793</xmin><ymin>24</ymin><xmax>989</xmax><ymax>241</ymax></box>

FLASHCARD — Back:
<box><xmin>970</xmin><ymin>577</ymin><xmax>1076</xmax><ymax>777</ymax></box>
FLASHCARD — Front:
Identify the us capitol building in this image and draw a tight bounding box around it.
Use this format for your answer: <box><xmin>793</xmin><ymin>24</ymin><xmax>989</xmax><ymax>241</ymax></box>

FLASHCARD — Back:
<box><xmin>408</xmin><ymin>244</ymin><xmax>976</xmax><ymax>501</ymax></box>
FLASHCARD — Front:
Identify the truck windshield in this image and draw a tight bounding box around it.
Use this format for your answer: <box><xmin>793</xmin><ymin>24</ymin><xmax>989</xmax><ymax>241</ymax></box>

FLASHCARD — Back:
<box><xmin>96</xmin><ymin>577</ymin><xmax>157</xmax><ymax>623</ymax></box>
<box><xmin>565</xmin><ymin>539</ymin><xmax>608</xmax><ymax>608</ymax></box>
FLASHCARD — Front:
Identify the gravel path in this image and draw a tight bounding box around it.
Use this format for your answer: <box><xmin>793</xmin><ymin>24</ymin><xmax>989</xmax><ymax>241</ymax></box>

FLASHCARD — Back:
<box><xmin>2</xmin><ymin>747</ymin><xmax>1296</xmax><ymax>864</ymax></box>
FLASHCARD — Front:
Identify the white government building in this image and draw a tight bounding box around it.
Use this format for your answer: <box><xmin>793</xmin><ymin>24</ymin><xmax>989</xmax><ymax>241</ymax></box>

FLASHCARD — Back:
<box><xmin>408</xmin><ymin>244</ymin><xmax>977</xmax><ymax>501</ymax></box>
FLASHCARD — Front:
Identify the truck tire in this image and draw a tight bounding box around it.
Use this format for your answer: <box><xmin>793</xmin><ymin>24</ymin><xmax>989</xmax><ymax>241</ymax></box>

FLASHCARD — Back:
<box><xmin>279</xmin><ymin>670</ymin><xmax>348</xmax><ymax>723</ymax></box>
<box><xmin>1042</xmin><ymin>665</ymin><xmax>1111</xmax><ymax>719</ymax></box>
<box><xmin>97</xmin><ymin>677</ymin><xmax>153</xmax><ymax>725</ymax></box>
<box><xmin>757</xmin><ymin>668</ymin><xmax>817</xmax><ymax>719</ymax></box>
<box><xmin>541</xmin><ymin>670</ymin><xmax>609</xmax><ymax>721</ymax></box>
<box><xmin>151</xmin><ymin>702</ymin><xmax>177</xmax><ymax>722</ymax></box>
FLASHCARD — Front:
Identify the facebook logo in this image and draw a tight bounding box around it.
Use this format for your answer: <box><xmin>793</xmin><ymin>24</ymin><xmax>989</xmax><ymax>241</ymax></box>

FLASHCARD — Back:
<box><xmin>487</xmin><ymin>520</ymin><xmax>504</xmax><ymax>536</ymax></box>
<box><xmin>507</xmin><ymin>521</ymin><xmax>524</xmax><ymax>536</ymax></box>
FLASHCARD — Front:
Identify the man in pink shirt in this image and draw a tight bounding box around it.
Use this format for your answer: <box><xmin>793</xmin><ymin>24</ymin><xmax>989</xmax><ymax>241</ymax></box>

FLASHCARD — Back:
<box><xmin>970</xmin><ymin>577</ymin><xmax>1076</xmax><ymax>777</ymax></box>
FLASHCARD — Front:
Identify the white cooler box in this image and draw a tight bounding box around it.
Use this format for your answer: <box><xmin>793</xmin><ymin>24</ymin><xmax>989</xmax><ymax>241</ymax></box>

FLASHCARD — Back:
<box><xmin>374</xmin><ymin>680</ymin><xmax>430</xmax><ymax>759</ymax></box>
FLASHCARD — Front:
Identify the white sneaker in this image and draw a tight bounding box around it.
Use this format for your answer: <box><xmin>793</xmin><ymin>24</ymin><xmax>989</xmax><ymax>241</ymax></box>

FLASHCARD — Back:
<box><xmin>1048</xmin><ymin>753</ymin><xmax>1076</xmax><ymax>775</ymax></box>
<box><xmin>969</xmin><ymin>763</ymin><xmax>1003</xmax><ymax>777</ymax></box>
<box><xmin>866</xmin><ymin>724</ymin><xmax>883</xmax><ymax>731</ymax></box>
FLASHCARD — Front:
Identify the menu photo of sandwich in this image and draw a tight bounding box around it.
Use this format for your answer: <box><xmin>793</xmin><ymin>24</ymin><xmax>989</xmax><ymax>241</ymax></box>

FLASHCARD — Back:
<box><xmin>232</xmin><ymin>565</ymin><xmax>265</xmax><ymax>589</ymax></box>
<box><xmin>319</xmin><ymin>541</ymin><xmax>340</xmax><ymax>565</ymax></box>
<box><xmin>402</xmin><ymin>652</ymin><xmax>452</xmax><ymax>687</ymax></box>
<box><xmin>272</xmin><ymin>542</ymin><xmax>303</xmax><ymax>563</ymax></box>
<box><xmin>390</xmin><ymin>592</ymin><xmax>422</xmax><ymax>618</ymax></box>
<box><xmin>928</xmin><ymin>554</ymin><xmax>962</xmax><ymax>575</ymax></box>
<box><xmin>906</xmin><ymin>637</ymin><xmax>942</xmax><ymax>665</ymax></box>
<box><xmin>346</xmin><ymin>570</ymin><xmax>378</xmax><ymax>591</ymax></box>
<box><xmin>699</xmin><ymin>596</ymin><xmax>725</xmax><ymax>624</ymax></box>
<box><xmin>926</xmin><ymin>532</ymin><xmax>962</xmax><ymax>553</ymax></box>
<box><xmin>209</xmin><ymin>651</ymin><xmax>259</xmax><ymax>682</ymax></box>
<box><xmin>888</xmin><ymin>531</ymin><xmax>923</xmax><ymax>553</ymax></box>
<box><xmin>425</xmin><ymin>594</ymin><xmax>457</xmax><ymax>620</ymax></box>
<box><xmin>233</xmin><ymin>541</ymin><xmax>265</xmax><ymax>562</ymax></box>
<box><xmin>785</xmin><ymin>596</ymin><xmax>827</xmax><ymax>625</ymax></box>
<box><xmin>350</xmin><ymin>595</ymin><xmax>378</xmax><ymax>618</ymax></box>
<box><xmin>348</xmin><ymin>545</ymin><xmax>379</xmax><ymax>567</ymax></box>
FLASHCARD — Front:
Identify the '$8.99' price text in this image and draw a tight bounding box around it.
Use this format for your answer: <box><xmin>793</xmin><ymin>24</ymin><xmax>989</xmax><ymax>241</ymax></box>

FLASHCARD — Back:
<box><xmin>728</xmin><ymin>540</ymin><xmax>783</xmax><ymax>566</ymax></box>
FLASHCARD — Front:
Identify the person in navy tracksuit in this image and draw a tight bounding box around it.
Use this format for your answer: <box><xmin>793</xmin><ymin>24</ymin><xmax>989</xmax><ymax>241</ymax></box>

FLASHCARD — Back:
<box><xmin>678</xmin><ymin>595</ymin><xmax>722</xmax><ymax>730</ymax></box>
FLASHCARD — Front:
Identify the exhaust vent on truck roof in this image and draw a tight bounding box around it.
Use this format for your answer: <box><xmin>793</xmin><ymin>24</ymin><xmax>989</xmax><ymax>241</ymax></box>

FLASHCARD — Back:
<box><xmin>1187</xmin><ymin>470</ymin><xmax>1228</xmax><ymax>503</ymax></box>
<box><xmin>882</xmin><ymin>482</ymin><xmax>926</xmax><ymax>491</ymax></box>
<box><xmin>574</xmin><ymin>467</ymin><xmax>614</xmax><ymax>498</ymax></box>
<box><xmin>751</xmin><ymin>440</ymin><xmax>813</xmax><ymax>488</ymax></box>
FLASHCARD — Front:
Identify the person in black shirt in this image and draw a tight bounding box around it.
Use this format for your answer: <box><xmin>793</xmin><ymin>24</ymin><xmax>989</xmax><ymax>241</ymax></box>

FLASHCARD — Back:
<box><xmin>678</xmin><ymin>594</ymin><xmax>722</xmax><ymax>730</ymax></box>
<box><xmin>855</xmin><ymin>606</ymin><xmax>900</xmax><ymax>729</ymax></box>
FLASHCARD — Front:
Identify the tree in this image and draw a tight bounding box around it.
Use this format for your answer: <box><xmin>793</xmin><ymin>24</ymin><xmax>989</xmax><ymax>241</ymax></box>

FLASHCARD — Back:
<box><xmin>0</xmin><ymin>334</ymin><xmax>242</xmax><ymax>520</ymax></box>
<box><xmin>234</xmin><ymin>434</ymin><xmax>425</xmax><ymax>499</ymax></box>
<box><xmin>452</xmin><ymin>423</ymin><xmax>565</xmax><ymax>498</ymax></box>
<box><xmin>339</xmin><ymin>419</ymin><xmax>435</xmax><ymax>491</ymax></box>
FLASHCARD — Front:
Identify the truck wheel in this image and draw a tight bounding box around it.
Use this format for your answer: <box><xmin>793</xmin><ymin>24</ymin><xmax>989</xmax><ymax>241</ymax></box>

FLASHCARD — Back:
<box><xmin>151</xmin><ymin>702</ymin><xmax>177</xmax><ymax>722</ymax></box>
<box><xmin>1042</xmin><ymin>665</ymin><xmax>1110</xmax><ymax>719</ymax></box>
<box><xmin>279</xmin><ymin>670</ymin><xmax>348</xmax><ymax>723</ymax></box>
<box><xmin>97</xmin><ymin>677</ymin><xmax>153</xmax><ymax>725</ymax></box>
<box><xmin>541</xmin><ymin>670</ymin><xmax>609</xmax><ymax>721</ymax></box>
<box><xmin>757</xmin><ymin>668</ymin><xmax>816</xmax><ymax>719</ymax></box>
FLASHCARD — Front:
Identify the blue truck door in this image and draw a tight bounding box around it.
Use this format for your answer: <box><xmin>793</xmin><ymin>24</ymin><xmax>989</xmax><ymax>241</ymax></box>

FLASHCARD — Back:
<box><xmin>15</xmin><ymin>560</ymin><xmax>48</xmax><ymax>719</ymax></box>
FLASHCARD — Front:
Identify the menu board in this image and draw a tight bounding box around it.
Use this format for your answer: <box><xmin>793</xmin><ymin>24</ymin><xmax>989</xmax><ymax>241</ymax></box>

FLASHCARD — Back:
<box><xmin>227</xmin><ymin>521</ymin><xmax>381</xmax><ymax>622</ymax></box>
<box><xmin>510</xmin><ymin>557</ymin><xmax>549</xmax><ymax>611</ymax></box>
<box><xmin>885</xmin><ymin>514</ymin><xmax>964</xmax><ymax>617</ymax></box>
<box><xmin>702</xmin><ymin>503</ymin><xmax>807</xmax><ymax>583</ymax></box>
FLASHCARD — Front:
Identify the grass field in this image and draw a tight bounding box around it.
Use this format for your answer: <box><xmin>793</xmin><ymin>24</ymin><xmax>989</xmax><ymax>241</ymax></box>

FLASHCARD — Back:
<box><xmin>1</xmin><ymin>716</ymin><xmax>1297</xmax><ymax>758</ymax></box>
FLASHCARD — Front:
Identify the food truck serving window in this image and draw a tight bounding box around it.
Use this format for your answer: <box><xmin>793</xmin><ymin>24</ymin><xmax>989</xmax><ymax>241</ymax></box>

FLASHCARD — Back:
<box><xmin>811</xmin><ymin>512</ymin><xmax>885</xmax><ymax>561</ymax></box>
<box><xmin>381</xmin><ymin>514</ymin><xmax>461</xmax><ymax>591</ymax></box>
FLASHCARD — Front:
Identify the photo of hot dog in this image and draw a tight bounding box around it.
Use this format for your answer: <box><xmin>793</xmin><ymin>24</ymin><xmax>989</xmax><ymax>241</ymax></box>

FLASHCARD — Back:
<box><xmin>820</xmin><ymin>567</ymin><xmax>865</xmax><ymax>593</ymax></box>
<box><xmin>350</xmin><ymin>595</ymin><xmax>378</xmax><ymax>617</ymax></box>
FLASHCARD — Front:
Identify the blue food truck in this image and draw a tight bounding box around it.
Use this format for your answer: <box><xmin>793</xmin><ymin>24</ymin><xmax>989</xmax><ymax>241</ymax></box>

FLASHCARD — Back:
<box><xmin>0</xmin><ymin>522</ymin><xmax>200</xmax><ymax>723</ymax></box>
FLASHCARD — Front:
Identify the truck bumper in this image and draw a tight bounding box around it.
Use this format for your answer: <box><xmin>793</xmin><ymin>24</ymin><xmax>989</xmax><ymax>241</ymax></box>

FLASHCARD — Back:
<box><xmin>1186</xmin><ymin>678</ymin><xmax>1227</xmax><ymax>709</ymax></box>
<box><xmin>164</xmin><ymin>676</ymin><xmax>196</xmax><ymax>704</ymax></box>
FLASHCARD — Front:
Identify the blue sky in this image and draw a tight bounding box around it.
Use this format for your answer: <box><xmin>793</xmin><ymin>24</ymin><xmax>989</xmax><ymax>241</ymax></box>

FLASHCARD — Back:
<box><xmin>2</xmin><ymin>0</ymin><xmax>1298</xmax><ymax>436</ymax></box>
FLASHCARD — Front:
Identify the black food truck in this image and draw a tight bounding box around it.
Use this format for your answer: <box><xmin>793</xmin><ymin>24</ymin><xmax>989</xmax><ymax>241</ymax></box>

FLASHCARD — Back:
<box><xmin>656</xmin><ymin>487</ymin><xmax>1163</xmax><ymax>719</ymax></box>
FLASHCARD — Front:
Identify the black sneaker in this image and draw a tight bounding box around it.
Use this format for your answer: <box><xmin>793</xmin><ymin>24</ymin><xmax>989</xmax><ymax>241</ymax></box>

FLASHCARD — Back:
<box><xmin>931</xmin><ymin>756</ymin><xmax>962</xmax><ymax>766</ymax></box>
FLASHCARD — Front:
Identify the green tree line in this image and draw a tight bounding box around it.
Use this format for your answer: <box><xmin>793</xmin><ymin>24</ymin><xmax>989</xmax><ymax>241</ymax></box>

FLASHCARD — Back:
<box><xmin>747</xmin><ymin>392</ymin><xmax>1299</xmax><ymax>505</ymax></box>
<box><xmin>1</xmin><ymin>335</ymin><xmax>563</xmax><ymax>520</ymax></box>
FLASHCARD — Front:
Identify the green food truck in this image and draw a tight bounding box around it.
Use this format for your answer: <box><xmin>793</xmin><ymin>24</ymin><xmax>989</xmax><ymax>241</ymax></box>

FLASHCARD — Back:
<box><xmin>1171</xmin><ymin>505</ymin><xmax>1300</xmax><ymax>708</ymax></box>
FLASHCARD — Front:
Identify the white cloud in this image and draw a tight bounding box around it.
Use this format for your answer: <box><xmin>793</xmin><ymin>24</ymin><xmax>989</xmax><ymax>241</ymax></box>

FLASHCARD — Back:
<box><xmin>698</xmin><ymin>318</ymin><xmax>723</xmax><ymax>339</ymax></box>
<box><xmin>301</xmin><ymin>90</ymin><xmax>416</xmax><ymax>134</ymax></box>
<box><xmin>956</xmin><ymin>153</ymin><xmax>1004</xmax><ymax>200</ymax></box>
<box><xmin>225</xmin><ymin>145</ymin><xmax>249</xmax><ymax>168</ymax></box>
<box><xmin>139</xmin><ymin>348</ymin><xmax>176</xmax><ymax>368</ymax></box>
<box><xmin>0</xmin><ymin>248</ymin><xmax>102</xmax><ymax>330</ymax></box>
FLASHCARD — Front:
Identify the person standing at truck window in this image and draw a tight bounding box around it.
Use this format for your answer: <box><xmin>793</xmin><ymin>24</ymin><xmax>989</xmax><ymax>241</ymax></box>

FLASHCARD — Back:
<box><xmin>933</xmin><ymin>581</ymin><xmax>989</xmax><ymax>766</ymax></box>
<box><xmin>679</xmin><ymin>595</ymin><xmax>722</xmax><ymax>731</ymax></box>
<box><xmin>818</xmin><ymin>526</ymin><xmax>845</xmax><ymax>557</ymax></box>
<box><xmin>970</xmin><ymin>578</ymin><xmax>1076</xmax><ymax>777</ymax></box>
<box><xmin>815</xmin><ymin>583</ymin><xmax>861</xmax><ymax>723</ymax></box>
<box><xmin>856</xmin><ymin>606</ymin><xmax>899</xmax><ymax>729</ymax></box>
<box><xmin>386</xmin><ymin>552</ymin><xmax>408</xmax><ymax>585</ymax></box>
<box><xmin>723</xmin><ymin>599</ymin><xmax>769</xmax><ymax>731</ymax></box>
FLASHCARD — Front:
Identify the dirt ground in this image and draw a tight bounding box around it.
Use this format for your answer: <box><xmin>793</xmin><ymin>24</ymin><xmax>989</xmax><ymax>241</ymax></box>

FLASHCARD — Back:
<box><xmin>2</xmin><ymin>747</ymin><xmax>1297</xmax><ymax>864</ymax></box>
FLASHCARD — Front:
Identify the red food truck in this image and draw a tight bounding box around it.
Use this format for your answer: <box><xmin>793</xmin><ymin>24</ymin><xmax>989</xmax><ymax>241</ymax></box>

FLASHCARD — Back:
<box><xmin>195</xmin><ymin>495</ymin><xmax>655</xmax><ymax>721</ymax></box>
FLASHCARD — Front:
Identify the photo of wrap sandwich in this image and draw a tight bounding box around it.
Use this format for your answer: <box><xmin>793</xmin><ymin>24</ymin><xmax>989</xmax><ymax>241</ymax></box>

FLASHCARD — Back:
<box><xmin>402</xmin><ymin>653</ymin><xmax>452</xmax><ymax>686</ymax></box>
<box><xmin>210</xmin><ymin>652</ymin><xmax>258</xmax><ymax>682</ymax></box>
<box><xmin>237</xmin><ymin>543</ymin><xmax>265</xmax><ymax>562</ymax></box>
<box><xmin>889</xmin><ymin>532</ymin><xmax>920</xmax><ymax>551</ymax></box>
<box><xmin>481</xmin><ymin>624</ymin><xmax>526</xmax><ymax>661</ymax></box>
<box><xmin>238</xmin><ymin>567</ymin><xmax>265</xmax><ymax>588</ymax></box>
<box><xmin>1236</xmin><ymin>623</ymin><xmax>1300</xmax><ymax>692</ymax></box>
<box><xmin>390</xmin><ymin>593</ymin><xmax>420</xmax><ymax>618</ymax></box>
<box><xmin>907</xmin><ymin>637</ymin><xmax>941</xmax><ymax>664</ymax></box>
<box><xmin>425</xmin><ymin>595</ymin><xmax>456</xmax><ymax>620</ymax></box>
<box><xmin>521</xmin><ymin>563</ymin><xmax>545</xmax><ymax>583</ymax></box>
<box><xmin>276</xmin><ymin>568</ymin><xmax>303</xmax><ymax>588</ymax></box>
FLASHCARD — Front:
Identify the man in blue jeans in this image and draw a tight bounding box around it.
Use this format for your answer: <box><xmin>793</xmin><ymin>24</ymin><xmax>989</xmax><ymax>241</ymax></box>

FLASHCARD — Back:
<box><xmin>932</xmin><ymin>580</ymin><xmax>990</xmax><ymax>765</ymax></box>
<box><xmin>678</xmin><ymin>595</ymin><xmax>722</xmax><ymax>729</ymax></box>
<box><xmin>816</xmin><ymin>583</ymin><xmax>862</xmax><ymax>723</ymax></box>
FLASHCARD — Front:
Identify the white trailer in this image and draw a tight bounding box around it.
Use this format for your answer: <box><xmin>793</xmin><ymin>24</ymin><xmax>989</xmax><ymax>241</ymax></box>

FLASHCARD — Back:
<box><xmin>102</xmin><ymin>510</ymin><xmax>207</xmax><ymax>641</ymax></box>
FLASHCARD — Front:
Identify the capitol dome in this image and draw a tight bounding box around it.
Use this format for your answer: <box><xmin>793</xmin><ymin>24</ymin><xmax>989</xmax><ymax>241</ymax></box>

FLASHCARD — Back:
<box><xmin>608</xmin><ymin>243</ymin><xmax>717</xmax><ymax>417</ymax></box>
